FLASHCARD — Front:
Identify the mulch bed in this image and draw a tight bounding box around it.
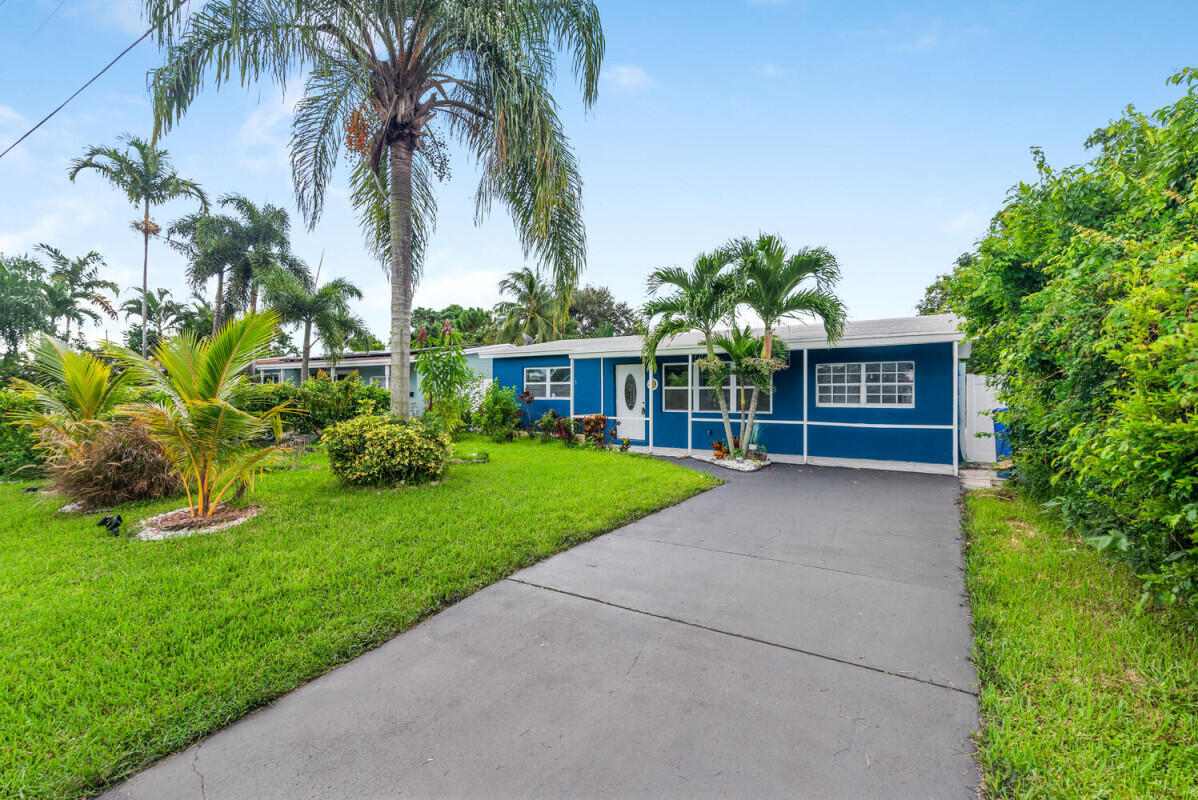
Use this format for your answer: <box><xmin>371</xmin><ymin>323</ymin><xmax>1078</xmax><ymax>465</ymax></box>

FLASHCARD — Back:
<box><xmin>137</xmin><ymin>504</ymin><xmax>261</xmax><ymax>540</ymax></box>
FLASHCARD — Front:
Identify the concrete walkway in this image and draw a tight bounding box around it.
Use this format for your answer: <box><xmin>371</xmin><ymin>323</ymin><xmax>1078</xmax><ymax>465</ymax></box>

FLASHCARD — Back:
<box><xmin>103</xmin><ymin>461</ymin><xmax>978</xmax><ymax>800</ymax></box>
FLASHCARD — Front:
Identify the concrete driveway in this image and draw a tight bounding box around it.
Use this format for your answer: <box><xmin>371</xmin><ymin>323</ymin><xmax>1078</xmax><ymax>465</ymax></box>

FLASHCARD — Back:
<box><xmin>103</xmin><ymin>461</ymin><xmax>978</xmax><ymax>800</ymax></box>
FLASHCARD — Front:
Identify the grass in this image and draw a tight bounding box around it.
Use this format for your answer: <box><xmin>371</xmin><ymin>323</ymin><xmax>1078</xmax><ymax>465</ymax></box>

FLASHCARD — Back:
<box><xmin>0</xmin><ymin>436</ymin><xmax>717</xmax><ymax>799</ymax></box>
<box><xmin>964</xmin><ymin>490</ymin><xmax>1198</xmax><ymax>799</ymax></box>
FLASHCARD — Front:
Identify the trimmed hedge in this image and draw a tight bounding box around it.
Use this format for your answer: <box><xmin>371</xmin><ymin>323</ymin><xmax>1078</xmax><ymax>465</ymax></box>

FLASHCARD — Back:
<box><xmin>230</xmin><ymin>373</ymin><xmax>389</xmax><ymax>434</ymax></box>
<box><xmin>323</xmin><ymin>415</ymin><xmax>451</xmax><ymax>486</ymax></box>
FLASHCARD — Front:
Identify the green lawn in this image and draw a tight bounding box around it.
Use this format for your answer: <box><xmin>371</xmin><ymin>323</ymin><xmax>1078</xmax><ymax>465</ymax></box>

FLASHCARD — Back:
<box><xmin>0</xmin><ymin>437</ymin><xmax>717</xmax><ymax>799</ymax></box>
<box><xmin>964</xmin><ymin>490</ymin><xmax>1198</xmax><ymax>800</ymax></box>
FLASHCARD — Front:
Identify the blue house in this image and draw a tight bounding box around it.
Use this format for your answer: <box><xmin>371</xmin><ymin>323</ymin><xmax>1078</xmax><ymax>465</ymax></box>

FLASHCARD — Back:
<box><xmin>490</xmin><ymin>315</ymin><xmax>966</xmax><ymax>475</ymax></box>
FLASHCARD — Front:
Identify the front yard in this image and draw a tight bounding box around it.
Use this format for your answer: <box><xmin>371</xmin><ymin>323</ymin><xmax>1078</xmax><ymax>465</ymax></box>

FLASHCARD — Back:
<box><xmin>0</xmin><ymin>437</ymin><xmax>717</xmax><ymax>799</ymax></box>
<box><xmin>965</xmin><ymin>491</ymin><xmax>1198</xmax><ymax>799</ymax></box>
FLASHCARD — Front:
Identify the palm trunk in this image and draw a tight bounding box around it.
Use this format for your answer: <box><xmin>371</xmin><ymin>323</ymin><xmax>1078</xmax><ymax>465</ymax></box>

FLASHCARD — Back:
<box><xmin>64</xmin><ymin>316</ymin><xmax>71</xmax><ymax>343</ymax></box>
<box><xmin>742</xmin><ymin>327</ymin><xmax>773</xmax><ymax>454</ymax></box>
<box><xmin>705</xmin><ymin>340</ymin><xmax>736</xmax><ymax>452</ymax></box>
<box><xmin>141</xmin><ymin>198</ymin><xmax>151</xmax><ymax>358</ymax></box>
<box><xmin>212</xmin><ymin>268</ymin><xmax>224</xmax><ymax>334</ymax></box>
<box><xmin>301</xmin><ymin>318</ymin><xmax>312</xmax><ymax>382</ymax></box>
<box><xmin>387</xmin><ymin>139</ymin><xmax>415</xmax><ymax>418</ymax></box>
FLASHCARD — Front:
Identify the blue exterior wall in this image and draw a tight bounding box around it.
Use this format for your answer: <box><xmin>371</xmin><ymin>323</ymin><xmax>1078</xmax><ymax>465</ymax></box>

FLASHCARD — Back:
<box><xmin>489</xmin><ymin>339</ymin><xmax>956</xmax><ymax>467</ymax></box>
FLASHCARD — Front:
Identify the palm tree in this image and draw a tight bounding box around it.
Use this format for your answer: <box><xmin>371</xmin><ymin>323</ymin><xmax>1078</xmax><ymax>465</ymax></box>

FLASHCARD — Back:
<box><xmin>642</xmin><ymin>252</ymin><xmax>742</xmax><ymax>450</ymax></box>
<box><xmin>260</xmin><ymin>267</ymin><xmax>366</xmax><ymax>381</ymax></box>
<box><xmin>33</xmin><ymin>244</ymin><xmax>119</xmax><ymax>341</ymax></box>
<box><xmin>9</xmin><ymin>336</ymin><xmax>132</xmax><ymax>457</ymax></box>
<box><xmin>731</xmin><ymin>234</ymin><xmax>846</xmax><ymax>443</ymax></box>
<box><xmin>709</xmin><ymin>322</ymin><xmax>789</xmax><ymax>447</ymax></box>
<box><xmin>147</xmin><ymin>0</ymin><xmax>603</xmax><ymax>417</ymax></box>
<box><xmin>67</xmin><ymin>134</ymin><xmax>207</xmax><ymax>357</ymax></box>
<box><xmin>218</xmin><ymin>194</ymin><xmax>307</xmax><ymax>313</ymax></box>
<box><xmin>494</xmin><ymin>267</ymin><xmax>563</xmax><ymax>344</ymax></box>
<box><xmin>107</xmin><ymin>312</ymin><xmax>291</xmax><ymax>517</ymax></box>
<box><xmin>167</xmin><ymin>212</ymin><xmax>242</xmax><ymax>333</ymax></box>
<box><xmin>120</xmin><ymin>287</ymin><xmax>187</xmax><ymax>350</ymax></box>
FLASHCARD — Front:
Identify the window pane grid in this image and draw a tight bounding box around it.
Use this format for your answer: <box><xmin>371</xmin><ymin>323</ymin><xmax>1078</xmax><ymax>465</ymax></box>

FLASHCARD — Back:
<box><xmin>525</xmin><ymin>366</ymin><xmax>570</xmax><ymax>399</ymax></box>
<box><xmin>816</xmin><ymin>361</ymin><xmax>913</xmax><ymax>407</ymax></box>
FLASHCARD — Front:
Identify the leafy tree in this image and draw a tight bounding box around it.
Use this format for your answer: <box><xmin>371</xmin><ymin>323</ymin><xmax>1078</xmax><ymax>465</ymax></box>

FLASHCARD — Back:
<box><xmin>68</xmin><ymin>134</ymin><xmax>207</xmax><ymax>357</ymax></box>
<box><xmin>147</xmin><ymin>0</ymin><xmax>603</xmax><ymax>417</ymax></box>
<box><xmin>731</xmin><ymin>234</ymin><xmax>845</xmax><ymax>444</ymax></box>
<box><xmin>411</xmin><ymin>304</ymin><xmax>492</xmax><ymax>346</ymax></box>
<box><xmin>916</xmin><ymin>252</ymin><xmax>976</xmax><ymax>316</ymax></box>
<box><xmin>642</xmin><ymin>252</ymin><xmax>742</xmax><ymax>450</ymax></box>
<box><xmin>34</xmin><ymin>245</ymin><xmax>119</xmax><ymax>341</ymax></box>
<box><xmin>260</xmin><ymin>268</ymin><xmax>366</xmax><ymax>381</ymax></box>
<box><xmin>956</xmin><ymin>69</ymin><xmax>1198</xmax><ymax>609</ymax></box>
<box><xmin>494</xmin><ymin>267</ymin><xmax>564</xmax><ymax>344</ymax></box>
<box><xmin>108</xmin><ymin>312</ymin><xmax>292</xmax><ymax>518</ymax></box>
<box><xmin>569</xmin><ymin>285</ymin><xmax>637</xmax><ymax>337</ymax></box>
<box><xmin>0</xmin><ymin>253</ymin><xmax>52</xmax><ymax>375</ymax></box>
<box><xmin>345</xmin><ymin>329</ymin><xmax>385</xmax><ymax>352</ymax></box>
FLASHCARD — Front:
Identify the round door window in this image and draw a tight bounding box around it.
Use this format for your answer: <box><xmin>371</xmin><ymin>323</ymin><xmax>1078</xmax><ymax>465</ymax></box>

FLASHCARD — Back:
<box><xmin>624</xmin><ymin>374</ymin><xmax>637</xmax><ymax>410</ymax></box>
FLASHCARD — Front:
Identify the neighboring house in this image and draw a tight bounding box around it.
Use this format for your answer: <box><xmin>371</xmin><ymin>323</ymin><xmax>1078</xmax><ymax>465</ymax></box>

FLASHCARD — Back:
<box><xmin>492</xmin><ymin>314</ymin><xmax>969</xmax><ymax>475</ymax></box>
<box><xmin>249</xmin><ymin>315</ymin><xmax>993</xmax><ymax>474</ymax></box>
<box><xmin>250</xmin><ymin>345</ymin><xmax>512</xmax><ymax>415</ymax></box>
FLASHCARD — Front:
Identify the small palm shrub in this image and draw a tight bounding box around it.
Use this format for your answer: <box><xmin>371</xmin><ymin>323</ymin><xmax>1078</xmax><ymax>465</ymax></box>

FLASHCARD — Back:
<box><xmin>49</xmin><ymin>423</ymin><xmax>181</xmax><ymax>510</ymax></box>
<box><xmin>0</xmin><ymin>389</ymin><xmax>42</xmax><ymax>478</ymax></box>
<box><xmin>477</xmin><ymin>380</ymin><xmax>522</xmax><ymax>442</ymax></box>
<box><xmin>323</xmin><ymin>415</ymin><xmax>451</xmax><ymax>486</ymax></box>
<box><xmin>109</xmin><ymin>313</ymin><xmax>293</xmax><ymax>518</ymax></box>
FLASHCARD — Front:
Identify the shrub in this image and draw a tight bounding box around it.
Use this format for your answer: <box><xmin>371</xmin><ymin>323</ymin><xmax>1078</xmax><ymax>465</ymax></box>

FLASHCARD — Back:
<box><xmin>579</xmin><ymin>414</ymin><xmax>609</xmax><ymax>449</ymax></box>
<box><xmin>296</xmin><ymin>372</ymin><xmax>388</xmax><ymax>431</ymax></box>
<box><xmin>945</xmin><ymin>70</ymin><xmax>1198</xmax><ymax>610</ymax></box>
<box><xmin>49</xmin><ymin>423</ymin><xmax>182</xmax><ymax>510</ymax></box>
<box><xmin>535</xmin><ymin>409</ymin><xmax>559</xmax><ymax>443</ymax></box>
<box><xmin>478</xmin><ymin>380</ymin><xmax>522</xmax><ymax>442</ymax></box>
<box><xmin>323</xmin><ymin>415</ymin><xmax>451</xmax><ymax>487</ymax></box>
<box><xmin>414</xmin><ymin>324</ymin><xmax>477</xmax><ymax>434</ymax></box>
<box><xmin>0</xmin><ymin>389</ymin><xmax>42</xmax><ymax>478</ymax></box>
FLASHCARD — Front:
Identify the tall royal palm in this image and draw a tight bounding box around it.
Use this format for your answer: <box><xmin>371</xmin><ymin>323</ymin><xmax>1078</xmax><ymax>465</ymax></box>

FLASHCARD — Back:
<box><xmin>68</xmin><ymin>134</ymin><xmax>207</xmax><ymax>357</ymax></box>
<box><xmin>731</xmin><ymin>233</ymin><xmax>846</xmax><ymax>442</ymax></box>
<box><xmin>260</xmin><ymin>267</ymin><xmax>366</xmax><ymax>381</ymax></box>
<box><xmin>494</xmin><ymin>267</ymin><xmax>562</xmax><ymax>344</ymax></box>
<box><xmin>147</xmin><ymin>0</ymin><xmax>602</xmax><ymax>416</ymax></box>
<box><xmin>642</xmin><ymin>252</ymin><xmax>742</xmax><ymax>450</ymax></box>
<box><xmin>34</xmin><ymin>245</ymin><xmax>119</xmax><ymax>342</ymax></box>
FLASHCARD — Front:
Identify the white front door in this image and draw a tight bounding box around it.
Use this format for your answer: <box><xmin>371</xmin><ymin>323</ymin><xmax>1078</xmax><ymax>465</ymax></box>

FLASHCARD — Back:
<box><xmin>614</xmin><ymin>364</ymin><xmax>646</xmax><ymax>441</ymax></box>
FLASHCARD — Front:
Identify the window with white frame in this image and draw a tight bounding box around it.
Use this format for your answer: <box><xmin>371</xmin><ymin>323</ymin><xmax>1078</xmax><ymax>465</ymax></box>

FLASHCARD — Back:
<box><xmin>658</xmin><ymin>362</ymin><xmax>771</xmax><ymax>413</ymax></box>
<box><xmin>815</xmin><ymin>361</ymin><xmax>914</xmax><ymax>407</ymax></box>
<box><xmin>662</xmin><ymin>363</ymin><xmax>690</xmax><ymax>411</ymax></box>
<box><xmin>524</xmin><ymin>366</ymin><xmax>571</xmax><ymax>398</ymax></box>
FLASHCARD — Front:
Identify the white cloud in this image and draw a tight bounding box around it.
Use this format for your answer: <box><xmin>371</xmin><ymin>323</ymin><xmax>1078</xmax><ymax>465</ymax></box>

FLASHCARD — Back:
<box><xmin>941</xmin><ymin>210</ymin><xmax>986</xmax><ymax>236</ymax></box>
<box><xmin>603</xmin><ymin>64</ymin><xmax>654</xmax><ymax>94</ymax></box>
<box><xmin>234</xmin><ymin>91</ymin><xmax>295</xmax><ymax>173</ymax></box>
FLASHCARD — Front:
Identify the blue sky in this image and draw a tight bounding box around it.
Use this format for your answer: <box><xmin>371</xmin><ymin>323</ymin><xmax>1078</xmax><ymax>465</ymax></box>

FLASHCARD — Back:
<box><xmin>1</xmin><ymin>0</ymin><xmax>1195</xmax><ymax>343</ymax></box>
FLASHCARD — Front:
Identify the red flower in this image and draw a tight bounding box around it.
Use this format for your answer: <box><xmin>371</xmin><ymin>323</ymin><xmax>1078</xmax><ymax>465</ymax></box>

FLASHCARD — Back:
<box><xmin>416</xmin><ymin>327</ymin><xmax>428</xmax><ymax>347</ymax></box>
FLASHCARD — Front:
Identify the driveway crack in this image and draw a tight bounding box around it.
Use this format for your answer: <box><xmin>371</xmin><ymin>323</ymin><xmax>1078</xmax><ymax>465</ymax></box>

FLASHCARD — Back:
<box><xmin>192</xmin><ymin>748</ymin><xmax>206</xmax><ymax>800</ymax></box>
<box><xmin>507</xmin><ymin>577</ymin><xmax>978</xmax><ymax>697</ymax></box>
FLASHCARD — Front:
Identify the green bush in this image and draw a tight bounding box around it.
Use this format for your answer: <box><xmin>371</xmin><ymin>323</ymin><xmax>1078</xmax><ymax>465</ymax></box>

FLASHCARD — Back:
<box><xmin>298</xmin><ymin>373</ymin><xmax>389</xmax><ymax>431</ymax></box>
<box><xmin>323</xmin><ymin>415</ymin><xmax>451</xmax><ymax>486</ymax></box>
<box><xmin>947</xmin><ymin>69</ymin><xmax>1198</xmax><ymax>611</ymax></box>
<box><xmin>0</xmin><ymin>389</ymin><xmax>42</xmax><ymax>479</ymax></box>
<box><xmin>477</xmin><ymin>380</ymin><xmax>522</xmax><ymax>442</ymax></box>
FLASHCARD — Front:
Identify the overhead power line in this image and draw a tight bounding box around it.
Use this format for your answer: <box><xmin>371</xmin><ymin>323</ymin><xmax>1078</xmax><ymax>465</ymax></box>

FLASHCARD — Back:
<box><xmin>0</xmin><ymin>26</ymin><xmax>153</xmax><ymax>163</ymax></box>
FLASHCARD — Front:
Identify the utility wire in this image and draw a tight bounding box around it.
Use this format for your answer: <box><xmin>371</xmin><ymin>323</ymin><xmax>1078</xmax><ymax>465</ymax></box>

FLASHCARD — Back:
<box><xmin>0</xmin><ymin>26</ymin><xmax>153</xmax><ymax>163</ymax></box>
<box><xmin>28</xmin><ymin>0</ymin><xmax>71</xmax><ymax>41</ymax></box>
